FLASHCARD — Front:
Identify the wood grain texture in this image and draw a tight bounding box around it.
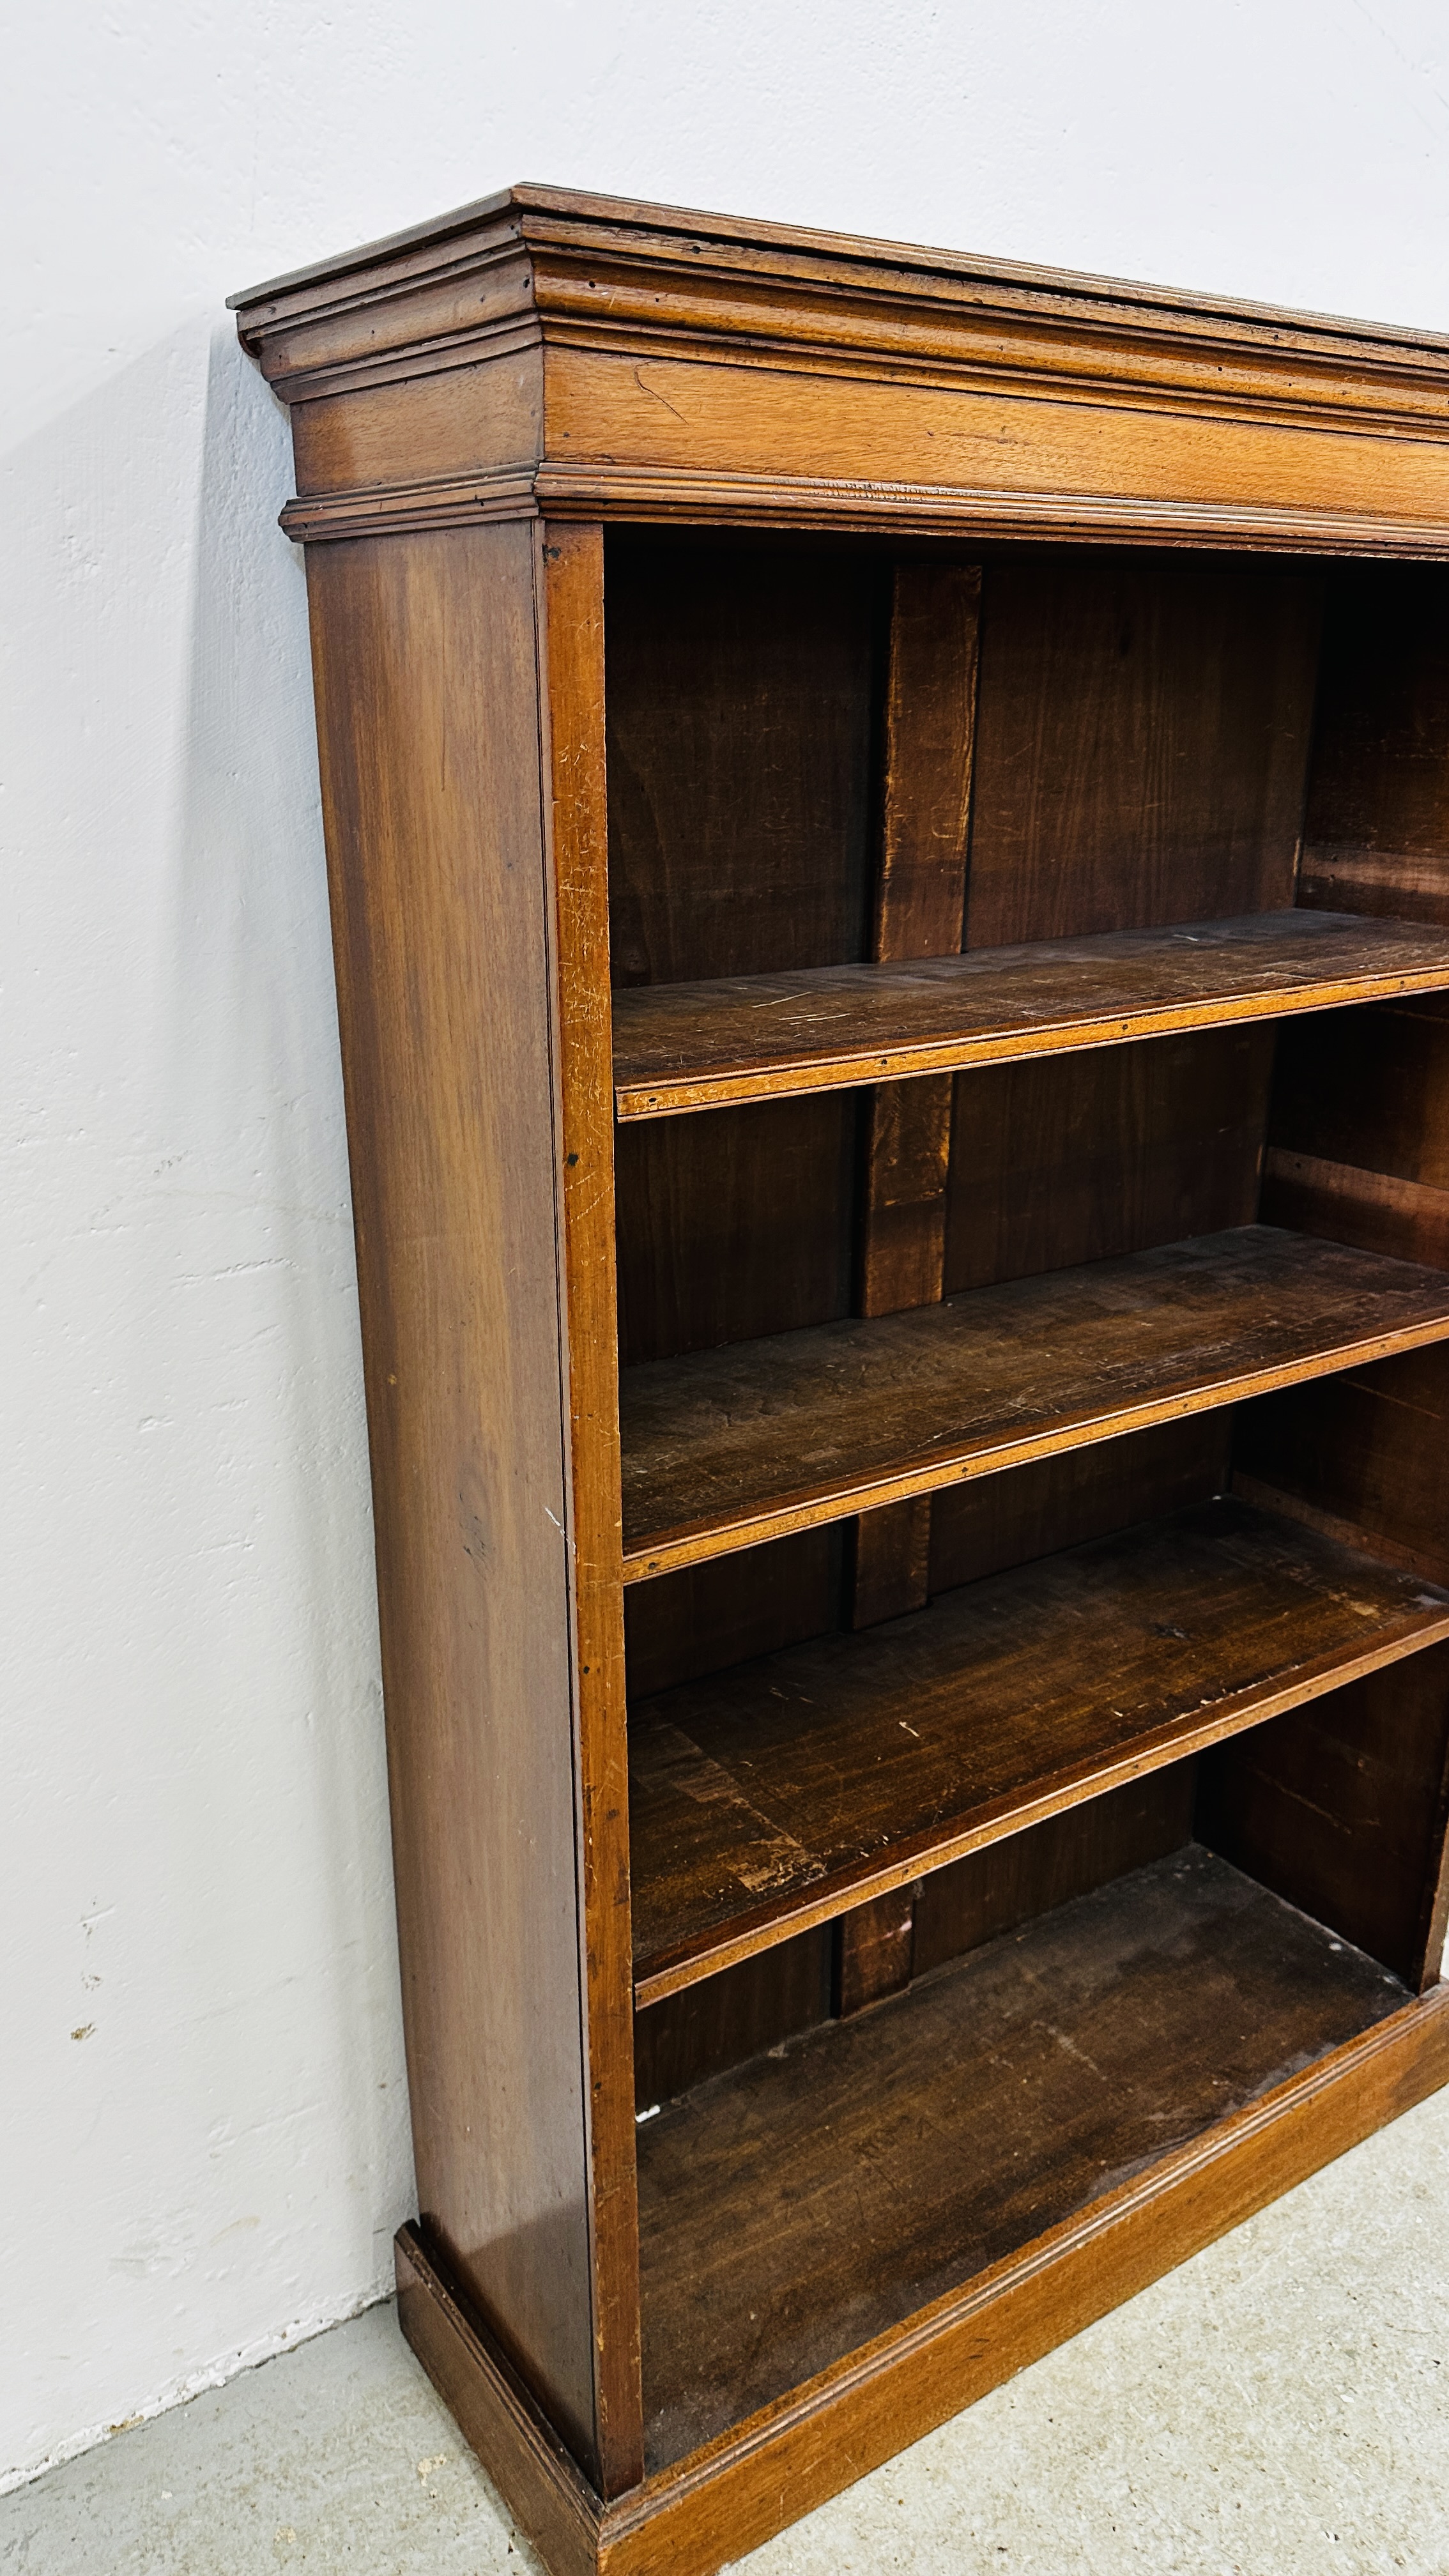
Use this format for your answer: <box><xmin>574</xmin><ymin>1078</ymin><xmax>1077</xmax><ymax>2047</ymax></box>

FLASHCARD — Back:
<box><xmin>1233</xmin><ymin>1344</ymin><xmax>1449</xmax><ymax>1591</ymax></box>
<box><xmin>242</xmin><ymin>193</ymin><xmax>1449</xmax><ymax>2576</ymax></box>
<box><xmin>612</xmin><ymin>912</ymin><xmax>1449</xmax><ymax>1119</ymax></box>
<box><xmin>606</xmin><ymin>541</ymin><xmax>868</xmax><ymax>1377</ymax></box>
<box><xmin>857</xmin><ymin>1073</ymin><xmax>954</xmax><ymax>1319</ymax></box>
<box><xmin>848</xmin><ymin>1496</ymin><xmax>933</xmax><ymax>1630</ymax></box>
<box><xmin>627</xmin><ymin>1498</ymin><xmax>1449</xmax><ymax>2001</ymax></box>
<box><xmin>1301</xmin><ymin>565</ymin><xmax>1449</xmax><ymax>922</ymax></box>
<box><xmin>636</xmin><ymin>1847</ymin><xmax>1413</xmax><ymax>2469</ymax></box>
<box><xmin>1199</xmin><ymin>1639</ymin><xmax>1449</xmax><ymax>1990</ymax></box>
<box><xmin>604</xmin><ymin>539</ymin><xmax>875</xmax><ymax>986</ymax></box>
<box><xmin>537</xmin><ymin>524</ymin><xmax>643</xmax><ymax>2489</ymax></box>
<box><xmin>623</xmin><ymin>1527</ymin><xmax>843</xmax><ymax>1702</ymax></box>
<box><xmin>911</xmin><ymin>1767</ymin><xmax>1195</xmax><ymax>1979</ymax></box>
<box><xmin>632</xmin><ymin>1928</ymin><xmax>832</xmax><ymax>2113</ymax></box>
<box><xmin>618</xmin><ymin>1226</ymin><xmax>1449</xmax><ymax>1577</ymax></box>
<box><xmin>305</xmin><ymin>526</ymin><xmax>599</xmax><ymax>2469</ymax></box>
<box><xmin>944</xmin><ymin>1025</ymin><xmax>1272</xmax><ymax>1294</ymax></box>
<box><xmin>613</xmin><ymin>1098</ymin><xmax>857</xmax><ymax>1368</ymax></box>
<box><xmin>839</xmin><ymin>560</ymin><xmax>981</xmax><ymax>1998</ymax></box>
<box><xmin>1262</xmin><ymin>998</ymin><xmax>1449</xmax><ymax>1264</ymax></box>
<box><xmin>234</xmin><ymin>186</ymin><xmax>1449</xmax><ymax>567</ymax></box>
<box><xmin>964</xmin><ymin>556</ymin><xmax>1322</xmax><ymax>948</ymax></box>
<box><xmin>1249</xmin><ymin>996</ymin><xmax>1449</xmax><ymax>1623</ymax></box>
<box><xmin>537</xmin><ymin>347</ymin><xmax>1449</xmax><ymax>549</ymax></box>
<box><xmin>233</xmin><ymin>181</ymin><xmax>1449</xmax><ymax>420</ymax></box>
<box><xmin>873</xmin><ymin>561</ymin><xmax>981</xmax><ymax>962</ymax></box>
<box><xmin>396</xmin><ymin>2228</ymin><xmax>602</xmax><ymax>2576</ymax></box>
<box><xmin>927</xmin><ymin>1413</ymin><xmax>1230</xmax><ymax>1593</ymax></box>
<box><xmin>397</xmin><ymin>1988</ymin><xmax>1449</xmax><ymax>2575</ymax></box>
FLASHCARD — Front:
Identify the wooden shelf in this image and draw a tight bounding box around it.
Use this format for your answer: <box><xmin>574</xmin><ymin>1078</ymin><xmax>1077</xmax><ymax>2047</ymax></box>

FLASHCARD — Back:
<box><xmin>620</xmin><ymin>1225</ymin><xmax>1449</xmax><ymax>1579</ymax></box>
<box><xmin>636</xmin><ymin>1844</ymin><xmax>1412</xmax><ymax>2469</ymax></box>
<box><xmin>628</xmin><ymin>1496</ymin><xmax>1449</xmax><ymax>2004</ymax></box>
<box><xmin>612</xmin><ymin>911</ymin><xmax>1449</xmax><ymax>1120</ymax></box>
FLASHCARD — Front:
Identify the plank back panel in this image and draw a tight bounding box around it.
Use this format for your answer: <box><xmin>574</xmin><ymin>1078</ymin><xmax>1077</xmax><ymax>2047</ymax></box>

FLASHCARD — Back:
<box><xmin>1262</xmin><ymin>997</ymin><xmax>1449</xmax><ymax>1270</ymax></box>
<box><xmin>945</xmin><ymin>1025</ymin><xmax>1274</xmax><ymax>1294</ymax></box>
<box><xmin>624</xmin><ymin>1528</ymin><xmax>845</xmax><ymax>1701</ymax></box>
<box><xmin>633</xmin><ymin>1929</ymin><xmax>833</xmax><ymax>2113</ymax></box>
<box><xmin>912</xmin><ymin>1769</ymin><xmax>1196</xmax><ymax>1979</ymax></box>
<box><xmin>1301</xmin><ymin>564</ymin><xmax>1449</xmax><ymax>921</ymax></box>
<box><xmin>1250</xmin><ymin>988</ymin><xmax>1449</xmax><ymax>1605</ymax></box>
<box><xmin>1199</xmin><ymin>1643</ymin><xmax>1449</xmax><ymax>1989</ymax></box>
<box><xmin>928</xmin><ymin>1414</ymin><xmax>1230</xmax><ymax>1594</ymax></box>
<box><xmin>965</xmin><ymin>553</ymin><xmax>1323</xmax><ymax>949</ymax></box>
<box><xmin>1232</xmin><ymin>1346</ymin><xmax>1449</xmax><ymax>1591</ymax></box>
<box><xmin>609</xmin><ymin>535</ymin><xmax>878</xmax><ymax>2087</ymax></box>
<box><xmin>615</xmin><ymin>1096</ymin><xmax>857</xmax><ymax>1367</ymax></box>
<box><xmin>604</xmin><ymin>537</ymin><xmax>878</xmax><ymax>985</ymax></box>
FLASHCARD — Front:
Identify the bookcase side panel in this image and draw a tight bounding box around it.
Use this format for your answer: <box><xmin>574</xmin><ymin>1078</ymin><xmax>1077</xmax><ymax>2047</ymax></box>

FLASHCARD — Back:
<box><xmin>305</xmin><ymin>525</ymin><xmax>600</xmax><ymax>2476</ymax></box>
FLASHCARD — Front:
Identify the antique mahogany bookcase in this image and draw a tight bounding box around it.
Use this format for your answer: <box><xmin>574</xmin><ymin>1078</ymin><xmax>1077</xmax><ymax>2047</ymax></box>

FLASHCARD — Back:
<box><xmin>233</xmin><ymin>190</ymin><xmax>1449</xmax><ymax>2572</ymax></box>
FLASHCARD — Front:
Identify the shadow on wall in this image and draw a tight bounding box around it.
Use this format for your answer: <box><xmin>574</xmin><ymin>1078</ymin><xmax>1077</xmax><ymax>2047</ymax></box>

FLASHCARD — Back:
<box><xmin>2</xmin><ymin>317</ymin><xmax>413</xmax><ymax>2488</ymax></box>
<box><xmin>160</xmin><ymin>319</ymin><xmax>413</xmax><ymax>2242</ymax></box>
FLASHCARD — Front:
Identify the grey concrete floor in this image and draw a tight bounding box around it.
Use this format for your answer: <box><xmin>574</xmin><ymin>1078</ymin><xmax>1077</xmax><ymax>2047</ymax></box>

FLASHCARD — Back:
<box><xmin>5</xmin><ymin>2089</ymin><xmax>1448</xmax><ymax>2575</ymax></box>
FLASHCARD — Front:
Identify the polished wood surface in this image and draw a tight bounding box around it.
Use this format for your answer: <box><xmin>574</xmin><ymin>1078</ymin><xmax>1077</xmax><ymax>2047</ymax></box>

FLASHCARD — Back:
<box><xmin>307</xmin><ymin>525</ymin><xmax>604</xmax><ymax>2471</ymax></box>
<box><xmin>612</xmin><ymin>911</ymin><xmax>1449</xmax><ymax>1117</ymax></box>
<box><xmin>232</xmin><ymin>187</ymin><xmax>1449</xmax><ymax>559</ymax></box>
<box><xmin>628</xmin><ymin>1499</ymin><xmax>1449</xmax><ymax>2001</ymax></box>
<box><xmin>620</xmin><ymin>1227</ymin><xmax>1449</xmax><ymax>1577</ymax></box>
<box><xmin>397</xmin><ymin>2228</ymin><xmax>603</xmax><ymax>2576</ymax></box>
<box><xmin>636</xmin><ymin>1846</ymin><xmax>1412</xmax><ymax>2466</ymax></box>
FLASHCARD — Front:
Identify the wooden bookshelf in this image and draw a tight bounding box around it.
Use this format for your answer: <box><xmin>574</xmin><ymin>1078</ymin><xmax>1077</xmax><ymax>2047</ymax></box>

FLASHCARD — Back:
<box><xmin>236</xmin><ymin>186</ymin><xmax>1449</xmax><ymax>2576</ymax></box>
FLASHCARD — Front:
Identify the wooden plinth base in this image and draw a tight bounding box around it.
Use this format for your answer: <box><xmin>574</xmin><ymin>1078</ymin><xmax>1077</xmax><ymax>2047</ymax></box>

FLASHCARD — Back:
<box><xmin>396</xmin><ymin>1986</ymin><xmax>1449</xmax><ymax>2576</ymax></box>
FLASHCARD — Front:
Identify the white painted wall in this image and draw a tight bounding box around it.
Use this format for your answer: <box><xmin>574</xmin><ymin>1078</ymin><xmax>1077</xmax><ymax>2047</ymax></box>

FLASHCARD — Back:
<box><xmin>6</xmin><ymin>0</ymin><xmax>1449</xmax><ymax>2494</ymax></box>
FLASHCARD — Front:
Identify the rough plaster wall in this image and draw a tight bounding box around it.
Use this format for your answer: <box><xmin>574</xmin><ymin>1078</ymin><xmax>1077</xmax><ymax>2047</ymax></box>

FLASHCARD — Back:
<box><xmin>5</xmin><ymin>0</ymin><xmax>1449</xmax><ymax>2497</ymax></box>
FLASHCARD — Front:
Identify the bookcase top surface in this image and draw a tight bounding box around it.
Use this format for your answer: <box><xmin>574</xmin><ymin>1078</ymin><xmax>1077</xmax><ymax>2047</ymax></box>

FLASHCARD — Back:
<box><xmin>229</xmin><ymin>179</ymin><xmax>1449</xmax><ymax>367</ymax></box>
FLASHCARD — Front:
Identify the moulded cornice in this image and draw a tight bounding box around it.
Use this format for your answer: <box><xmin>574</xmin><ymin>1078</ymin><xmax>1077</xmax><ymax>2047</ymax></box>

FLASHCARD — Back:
<box><xmin>233</xmin><ymin>183</ymin><xmax>1449</xmax><ymax>549</ymax></box>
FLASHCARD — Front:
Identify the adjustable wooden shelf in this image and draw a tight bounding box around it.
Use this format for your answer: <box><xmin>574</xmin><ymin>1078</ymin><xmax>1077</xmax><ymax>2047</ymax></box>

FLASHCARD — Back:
<box><xmin>233</xmin><ymin>188</ymin><xmax>1449</xmax><ymax>2575</ymax></box>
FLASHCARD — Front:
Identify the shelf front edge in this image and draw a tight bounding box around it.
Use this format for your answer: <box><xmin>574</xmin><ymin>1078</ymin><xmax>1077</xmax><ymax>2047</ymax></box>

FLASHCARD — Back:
<box><xmin>613</xmin><ymin>957</ymin><xmax>1449</xmax><ymax>1121</ymax></box>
